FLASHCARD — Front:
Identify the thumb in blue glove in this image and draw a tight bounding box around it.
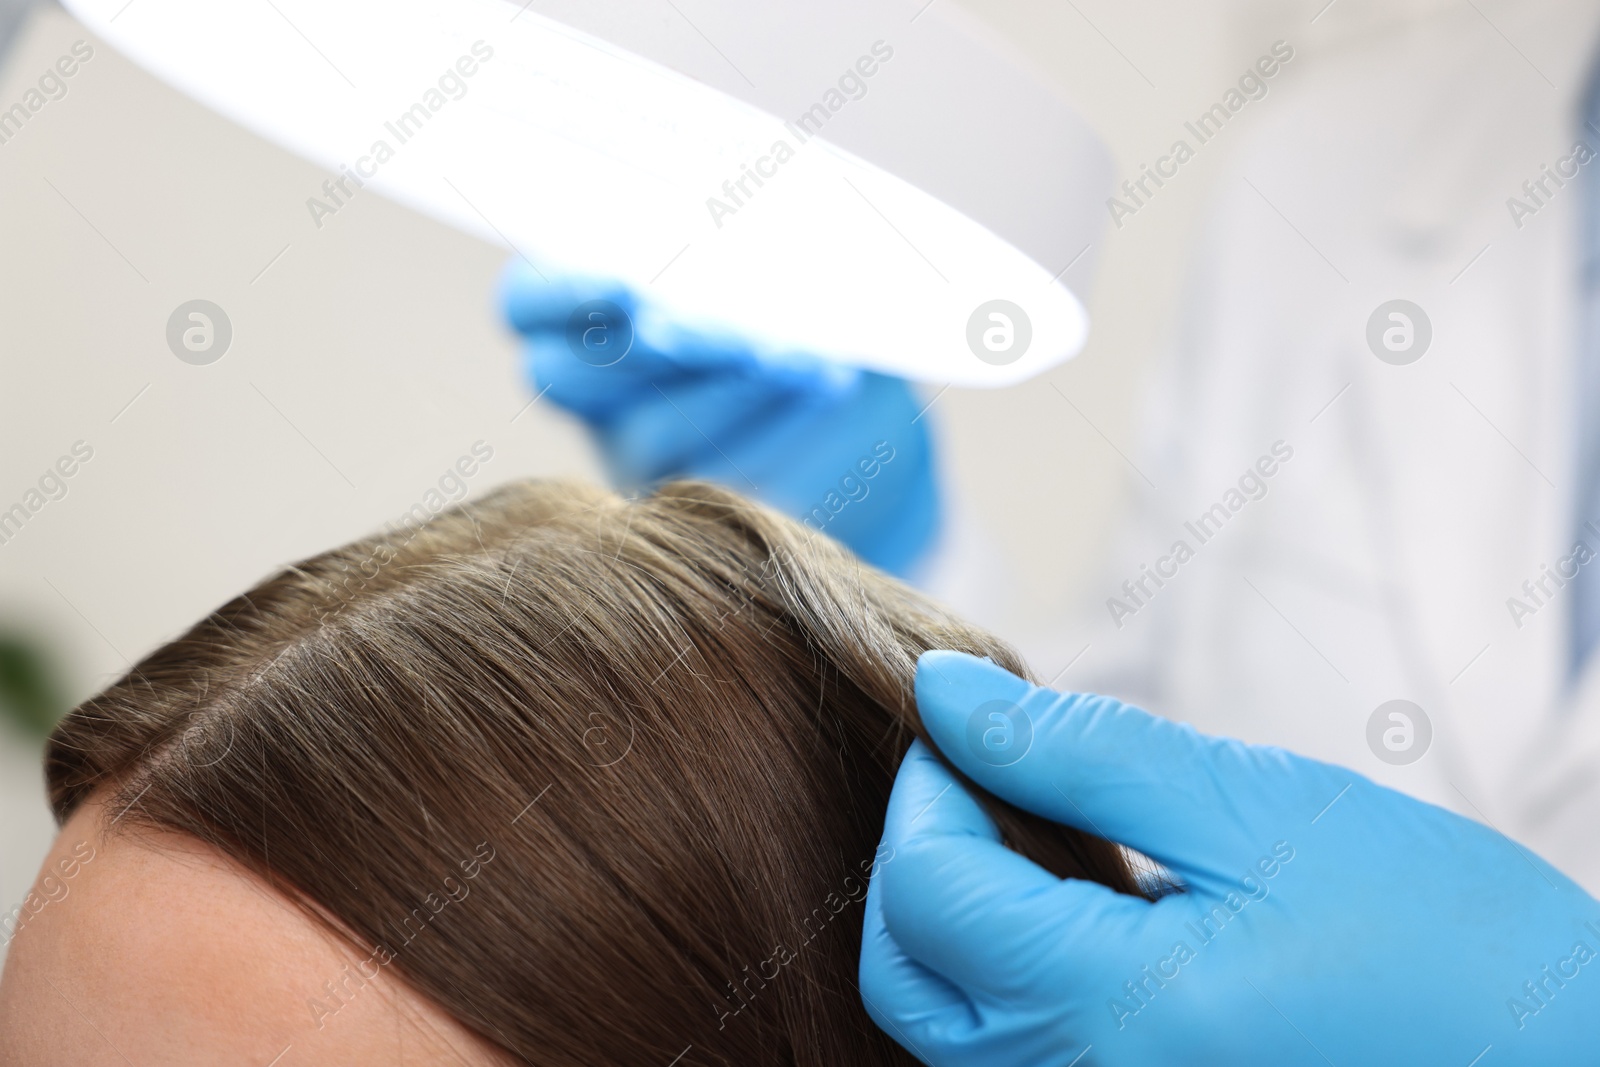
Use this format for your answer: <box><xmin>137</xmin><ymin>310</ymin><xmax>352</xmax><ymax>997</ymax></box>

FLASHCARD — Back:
<box><xmin>860</xmin><ymin>651</ymin><xmax>1600</xmax><ymax>1066</ymax></box>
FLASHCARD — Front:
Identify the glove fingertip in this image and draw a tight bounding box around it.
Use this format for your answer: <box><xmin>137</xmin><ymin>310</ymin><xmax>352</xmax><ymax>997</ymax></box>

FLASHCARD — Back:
<box><xmin>913</xmin><ymin>652</ymin><xmax>1035</xmax><ymax>748</ymax></box>
<box><xmin>499</xmin><ymin>259</ymin><xmax>639</xmax><ymax>333</ymax></box>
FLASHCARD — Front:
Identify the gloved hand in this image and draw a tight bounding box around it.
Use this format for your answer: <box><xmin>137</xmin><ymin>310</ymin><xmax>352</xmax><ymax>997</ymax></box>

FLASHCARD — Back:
<box><xmin>498</xmin><ymin>260</ymin><xmax>940</xmax><ymax>575</ymax></box>
<box><xmin>861</xmin><ymin>650</ymin><xmax>1600</xmax><ymax>1065</ymax></box>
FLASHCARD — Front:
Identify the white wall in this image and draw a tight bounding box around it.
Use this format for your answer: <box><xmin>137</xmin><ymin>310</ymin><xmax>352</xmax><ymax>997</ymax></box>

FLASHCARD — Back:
<box><xmin>0</xmin><ymin>0</ymin><xmax>1459</xmax><ymax>949</ymax></box>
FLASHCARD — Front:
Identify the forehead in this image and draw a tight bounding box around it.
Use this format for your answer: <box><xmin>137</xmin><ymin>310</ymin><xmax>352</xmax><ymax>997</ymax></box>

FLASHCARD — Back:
<box><xmin>0</xmin><ymin>797</ymin><xmax>501</xmax><ymax>1066</ymax></box>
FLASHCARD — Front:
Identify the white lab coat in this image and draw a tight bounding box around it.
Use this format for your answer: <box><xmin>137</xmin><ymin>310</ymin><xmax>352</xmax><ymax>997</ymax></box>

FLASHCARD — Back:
<box><xmin>1051</xmin><ymin>1</ymin><xmax>1600</xmax><ymax>891</ymax></box>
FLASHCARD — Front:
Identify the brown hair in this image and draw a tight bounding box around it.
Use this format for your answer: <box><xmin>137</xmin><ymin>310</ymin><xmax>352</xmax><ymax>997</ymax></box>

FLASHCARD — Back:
<box><xmin>46</xmin><ymin>479</ymin><xmax>1140</xmax><ymax>1065</ymax></box>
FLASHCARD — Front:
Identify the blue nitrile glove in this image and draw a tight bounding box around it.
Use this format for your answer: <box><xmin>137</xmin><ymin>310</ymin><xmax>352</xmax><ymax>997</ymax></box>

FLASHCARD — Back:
<box><xmin>860</xmin><ymin>651</ymin><xmax>1600</xmax><ymax>1065</ymax></box>
<box><xmin>498</xmin><ymin>260</ymin><xmax>939</xmax><ymax>576</ymax></box>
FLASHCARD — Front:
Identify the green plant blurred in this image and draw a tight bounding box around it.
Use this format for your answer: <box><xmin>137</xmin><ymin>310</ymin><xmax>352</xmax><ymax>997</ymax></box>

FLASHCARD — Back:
<box><xmin>0</xmin><ymin>632</ymin><xmax>67</xmax><ymax>740</ymax></box>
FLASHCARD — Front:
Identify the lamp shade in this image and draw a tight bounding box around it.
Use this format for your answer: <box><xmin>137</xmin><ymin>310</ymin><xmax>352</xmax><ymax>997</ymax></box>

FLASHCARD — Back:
<box><xmin>62</xmin><ymin>0</ymin><xmax>1112</xmax><ymax>385</ymax></box>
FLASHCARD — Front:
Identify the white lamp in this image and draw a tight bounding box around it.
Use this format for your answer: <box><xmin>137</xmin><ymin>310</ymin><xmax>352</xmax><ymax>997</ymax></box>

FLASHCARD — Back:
<box><xmin>60</xmin><ymin>0</ymin><xmax>1111</xmax><ymax>386</ymax></box>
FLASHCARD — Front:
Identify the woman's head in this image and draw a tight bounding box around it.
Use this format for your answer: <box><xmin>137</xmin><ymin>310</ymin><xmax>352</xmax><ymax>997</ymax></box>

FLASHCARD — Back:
<box><xmin>3</xmin><ymin>480</ymin><xmax>1140</xmax><ymax>1064</ymax></box>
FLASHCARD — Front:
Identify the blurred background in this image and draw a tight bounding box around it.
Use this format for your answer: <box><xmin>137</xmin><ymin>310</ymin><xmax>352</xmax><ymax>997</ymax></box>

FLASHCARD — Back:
<box><xmin>0</xmin><ymin>0</ymin><xmax>1506</xmax><ymax>953</ymax></box>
